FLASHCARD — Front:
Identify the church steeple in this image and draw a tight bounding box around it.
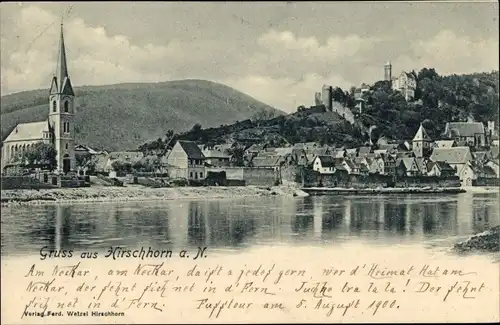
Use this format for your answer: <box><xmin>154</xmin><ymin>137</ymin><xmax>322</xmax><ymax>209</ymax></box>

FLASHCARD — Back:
<box><xmin>50</xmin><ymin>21</ymin><xmax>74</xmax><ymax>96</ymax></box>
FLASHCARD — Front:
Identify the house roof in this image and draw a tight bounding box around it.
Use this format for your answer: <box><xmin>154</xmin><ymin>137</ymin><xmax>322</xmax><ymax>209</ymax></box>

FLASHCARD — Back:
<box><xmin>333</xmin><ymin>150</ymin><xmax>346</xmax><ymax>158</ymax></box>
<box><xmin>202</xmin><ymin>149</ymin><xmax>230</xmax><ymax>159</ymax></box>
<box><xmin>4</xmin><ymin>121</ymin><xmax>49</xmax><ymax>142</ymax></box>
<box><xmin>346</xmin><ymin>148</ymin><xmax>357</xmax><ymax>156</ymax></box>
<box><xmin>397</xmin><ymin>157</ymin><xmax>417</xmax><ymax>170</ymax></box>
<box><xmin>213</xmin><ymin>143</ymin><xmax>232</xmax><ymax>153</ymax></box>
<box><xmin>177</xmin><ymin>140</ymin><xmax>205</xmax><ymax>159</ymax></box>
<box><xmin>414</xmin><ymin>157</ymin><xmax>427</xmax><ymax>171</ymax></box>
<box><xmin>413</xmin><ymin>124</ymin><xmax>432</xmax><ymax>141</ymax></box>
<box><xmin>490</xmin><ymin>147</ymin><xmax>499</xmax><ymax>159</ymax></box>
<box><xmin>316</xmin><ymin>155</ymin><xmax>336</xmax><ymax>168</ymax></box>
<box><xmin>433</xmin><ymin>140</ymin><xmax>456</xmax><ymax>148</ymax></box>
<box><xmin>274</xmin><ymin>147</ymin><xmax>294</xmax><ymax>156</ymax></box>
<box><xmin>473</xmin><ymin>151</ymin><xmax>490</xmax><ymax>161</ymax></box>
<box><xmin>358</xmin><ymin>146</ymin><xmax>372</xmax><ymax>156</ymax></box>
<box><xmin>252</xmin><ymin>153</ymin><xmax>281</xmax><ymax>167</ymax></box>
<box><xmin>109</xmin><ymin>151</ymin><xmax>143</xmax><ymax>162</ymax></box>
<box><xmin>445</xmin><ymin>122</ymin><xmax>485</xmax><ymax>138</ymax></box>
<box><xmin>435</xmin><ymin>161</ymin><xmax>455</xmax><ymax>171</ymax></box>
<box><xmin>430</xmin><ymin>147</ymin><xmax>472</xmax><ymax>164</ymax></box>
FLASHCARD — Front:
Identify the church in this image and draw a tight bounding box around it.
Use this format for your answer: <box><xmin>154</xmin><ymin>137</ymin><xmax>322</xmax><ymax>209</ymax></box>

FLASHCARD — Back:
<box><xmin>2</xmin><ymin>23</ymin><xmax>76</xmax><ymax>174</ymax></box>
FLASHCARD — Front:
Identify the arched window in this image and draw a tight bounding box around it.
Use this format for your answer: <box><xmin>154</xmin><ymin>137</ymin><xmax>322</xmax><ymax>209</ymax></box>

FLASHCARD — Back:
<box><xmin>64</xmin><ymin>101</ymin><xmax>69</xmax><ymax>112</ymax></box>
<box><xmin>52</xmin><ymin>101</ymin><xmax>57</xmax><ymax>112</ymax></box>
<box><xmin>65</xmin><ymin>143</ymin><xmax>69</xmax><ymax>150</ymax></box>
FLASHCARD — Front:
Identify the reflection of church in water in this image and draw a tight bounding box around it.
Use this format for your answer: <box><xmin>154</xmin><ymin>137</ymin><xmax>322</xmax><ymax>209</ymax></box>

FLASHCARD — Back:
<box><xmin>2</xmin><ymin>23</ymin><xmax>76</xmax><ymax>174</ymax></box>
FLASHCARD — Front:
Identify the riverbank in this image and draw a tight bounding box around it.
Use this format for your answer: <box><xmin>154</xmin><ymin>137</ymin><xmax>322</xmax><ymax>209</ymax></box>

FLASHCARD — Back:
<box><xmin>0</xmin><ymin>184</ymin><xmax>309</xmax><ymax>207</ymax></box>
<box><xmin>454</xmin><ymin>226</ymin><xmax>500</xmax><ymax>253</ymax></box>
<box><xmin>301</xmin><ymin>186</ymin><xmax>468</xmax><ymax>195</ymax></box>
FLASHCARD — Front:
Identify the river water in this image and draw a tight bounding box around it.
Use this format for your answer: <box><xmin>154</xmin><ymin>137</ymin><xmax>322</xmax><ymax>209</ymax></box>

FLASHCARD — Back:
<box><xmin>1</xmin><ymin>191</ymin><xmax>499</xmax><ymax>256</ymax></box>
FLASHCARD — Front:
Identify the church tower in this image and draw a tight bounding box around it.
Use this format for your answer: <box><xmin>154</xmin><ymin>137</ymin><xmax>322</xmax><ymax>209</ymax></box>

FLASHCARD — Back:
<box><xmin>412</xmin><ymin>124</ymin><xmax>432</xmax><ymax>158</ymax></box>
<box><xmin>48</xmin><ymin>22</ymin><xmax>76</xmax><ymax>174</ymax></box>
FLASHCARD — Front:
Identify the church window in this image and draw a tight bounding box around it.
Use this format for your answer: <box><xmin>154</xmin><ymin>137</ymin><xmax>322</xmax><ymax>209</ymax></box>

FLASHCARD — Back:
<box><xmin>64</xmin><ymin>101</ymin><xmax>69</xmax><ymax>112</ymax></box>
<box><xmin>52</xmin><ymin>101</ymin><xmax>57</xmax><ymax>112</ymax></box>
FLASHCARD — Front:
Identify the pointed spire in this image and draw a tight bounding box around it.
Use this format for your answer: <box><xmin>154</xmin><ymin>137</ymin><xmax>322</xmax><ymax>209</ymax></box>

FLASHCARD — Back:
<box><xmin>52</xmin><ymin>18</ymin><xmax>74</xmax><ymax>96</ymax></box>
<box><xmin>413</xmin><ymin>123</ymin><xmax>431</xmax><ymax>142</ymax></box>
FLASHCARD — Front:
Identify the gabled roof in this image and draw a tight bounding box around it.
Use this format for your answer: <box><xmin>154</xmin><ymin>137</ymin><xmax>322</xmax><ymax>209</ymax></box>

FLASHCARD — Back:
<box><xmin>397</xmin><ymin>157</ymin><xmax>418</xmax><ymax>170</ymax></box>
<box><xmin>315</xmin><ymin>155</ymin><xmax>336</xmax><ymax>168</ymax></box>
<box><xmin>4</xmin><ymin>121</ymin><xmax>50</xmax><ymax>142</ymax></box>
<box><xmin>202</xmin><ymin>149</ymin><xmax>230</xmax><ymax>159</ymax></box>
<box><xmin>433</xmin><ymin>140</ymin><xmax>456</xmax><ymax>148</ymax></box>
<box><xmin>444</xmin><ymin>122</ymin><xmax>485</xmax><ymax>138</ymax></box>
<box><xmin>413</xmin><ymin>124</ymin><xmax>432</xmax><ymax>141</ymax></box>
<box><xmin>252</xmin><ymin>153</ymin><xmax>281</xmax><ymax>167</ymax></box>
<box><xmin>414</xmin><ymin>157</ymin><xmax>427</xmax><ymax>171</ymax></box>
<box><xmin>430</xmin><ymin>147</ymin><xmax>472</xmax><ymax>164</ymax></box>
<box><xmin>434</xmin><ymin>161</ymin><xmax>455</xmax><ymax>171</ymax></box>
<box><xmin>274</xmin><ymin>147</ymin><xmax>294</xmax><ymax>156</ymax></box>
<box><xmin>358</xmin><ymin>146</ymin><xmax>372</xmax><ymax>156</ymax></box>
<box><xmin>177</xmin><ymin>140</ymin><xmax>205</xmax><ymax>159</ymax></box>
<box><xmin>473</xmin><ymin>151</ymin><xmax>491</xmax><ymax>161</ymax></box>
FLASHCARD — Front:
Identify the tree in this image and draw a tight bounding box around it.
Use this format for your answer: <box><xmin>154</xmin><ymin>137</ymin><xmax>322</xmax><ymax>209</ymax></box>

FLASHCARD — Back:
<box><xmin>75</xmin><ymin>152</ymin><xmax>97</xmax><ymax>174</ymax></box>
<box><xmin>20</xmin><ymin>143</ymin><xmax>57</xmax><ymax>171</ymax></box>
<box><xmin>227</xmin><ymin>142</ymin><xmax>245</xmax><ymax>167</ymax></box>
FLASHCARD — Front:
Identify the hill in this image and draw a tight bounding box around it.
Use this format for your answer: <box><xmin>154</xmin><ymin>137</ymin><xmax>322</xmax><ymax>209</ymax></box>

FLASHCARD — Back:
<box><xmin>358</xmin><ymin>70</ymin><xmax>499</xmax><ymax>141</ymax></box>
<box><xmin>139</xmin><ymin>105</ymin><xmax>366</xmax><ymax>154</ymax></box>
<box><xmin>0</xmin><ymin>79</ymin><xmax>283</xmax><ymax>151</ymax></box>
<box><xmin>142</xmin><ymin>69</ymin><xmax>498</xmax><ymax>152</ymax></box>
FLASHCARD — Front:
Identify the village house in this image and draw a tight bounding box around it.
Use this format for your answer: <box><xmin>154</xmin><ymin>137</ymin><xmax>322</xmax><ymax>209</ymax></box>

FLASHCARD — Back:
<box><xmin>414</xmin><ymin>157</ymin><xmax>429</xmax><ymax>175</ymax></box>
<box><xmin>312</xmin><ymin>155</ymin><xmax>336</xmax><ymax>174</ymax></box>
<box><xmin>357</xmin><ymin>146</ymin><xmax>373</xmax><ymax>158</ymax></box>
<box><xmin>369</xmin><ymin>154</ymin><xmax>396</xmax><ymax>176</ymax></box>
<box><xmin>459</xmin><ymin>162</ymin><xmax>477</xmax><ymax>186</ymax></box>
<box><xmin>341</xmin><ymin>159</ymin><xmax>361</xmax><ymax>175</ymax></box>
<box><xmin>429</xmin><ymin>147</ymin><xmax>473</xmax><ymax>173</ymax></box>
<box><xmin>472</xmin><ymin>151</ymin><xmax>492</xmax><ymax>164</ymax></box>
<box><xmin>250</xmin><ymin>151</ymin><xmax>282</xmax><ymax>169</ymax></box>
<box><xmin>443</xmin><ymin>122</ymin><xmax>486</xmax><ymax>148</ymax></box>
<box><xmin>432</xmin><ymin>140</ymin><xmax>457</xmax><ymax>149</ymax></box>
<box><xmin>202</xmin><ymin>148</ymin><xmax>230</xmax><ymax>167</ymax></box>
<box><xmin>426</xmin><ymin>161</ymin><xmax>455</xmax><ymax>177</ymax></box>
<box><xmin>167</xmin><ymin>140</ymin><xmax>206</xmax><ymax>180</ymax></box>
<box><xmin>485</xmin><ymin>160</ymin><xmax>500</xmax><ymax>178</ymax></box>
<box><xmin>395</xmin><ymin>157</ymin><xmax>420</xmax><ymax>177</ymax></box>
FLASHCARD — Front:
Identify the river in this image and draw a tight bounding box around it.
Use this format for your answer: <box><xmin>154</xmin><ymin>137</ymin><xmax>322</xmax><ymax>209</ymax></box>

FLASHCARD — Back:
<box><xmin>2</xmin><ymin>191</ymin><xmax>499</xmax><ymax>256</ymax></box>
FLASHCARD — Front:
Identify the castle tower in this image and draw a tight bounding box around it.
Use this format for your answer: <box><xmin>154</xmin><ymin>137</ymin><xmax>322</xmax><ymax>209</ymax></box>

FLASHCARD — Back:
<box><xmin>384</xmin><ymin>61</ymin><xmax>392</xmax><ymax>81</ymax></box>
<box><xmin>48</xmin><ymin>22</ymin><xmax>76</xmax><ymax>174</ymax></box>
<box><xmin>412</xmin><ymin>124</ymin><xmax>432</xmax><ymax>158</ymax></box>
<box><xmin>321</xmin><ymin>85</ymin><xmax>332</xmax><ymax>111</ymax></box>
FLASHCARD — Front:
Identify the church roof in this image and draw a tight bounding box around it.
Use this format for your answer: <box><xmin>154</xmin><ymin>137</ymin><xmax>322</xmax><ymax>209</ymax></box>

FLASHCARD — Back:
<box><xmin>50</xmin><ymin>23</ymin><xmax>74</xmax><ymax>96</ymax></box>
<box><xmin>430</xmin><ymin>147</ymin><xmax>472</xmax><ymax>164</ymax></box>
<box><xmin>444</xmin><ymin>122</ymin><xmax>485</xmax><ymax>138</ymax></box>
<box><xmin>4</xmin><ymin>121</ymin><xmax>49</xmax><ymax>143</ymax></box>
<box><xmin>413</xmin><ymin>124</ymin><xmax>431</xmax><ymax>141</ymax></box>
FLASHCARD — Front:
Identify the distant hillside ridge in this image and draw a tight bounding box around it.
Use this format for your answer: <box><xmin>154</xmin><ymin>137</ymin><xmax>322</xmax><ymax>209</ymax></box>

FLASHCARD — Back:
<box><xmin>1</xmin><ymin>79</ymin><xmax>283</xmax><ymax>151</ymax></box>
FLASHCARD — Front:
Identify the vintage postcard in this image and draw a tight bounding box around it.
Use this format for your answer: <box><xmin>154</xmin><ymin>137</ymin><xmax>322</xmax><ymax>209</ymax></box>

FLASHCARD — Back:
<box><xmin>1</xmin><ymin>1</ymin><xmax>499</xmax><ymax>324</ymax></box>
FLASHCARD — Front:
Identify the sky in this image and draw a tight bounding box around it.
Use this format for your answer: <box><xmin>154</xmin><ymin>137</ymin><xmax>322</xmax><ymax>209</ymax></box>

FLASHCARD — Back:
<box><xmin>1</xmin><ymin>1</ymin><xmax>498</xmax><ymax>112</ymax></box>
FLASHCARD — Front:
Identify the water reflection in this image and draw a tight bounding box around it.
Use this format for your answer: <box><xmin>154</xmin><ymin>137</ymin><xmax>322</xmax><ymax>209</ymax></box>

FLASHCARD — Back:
<box><xmin>1</xmin><ymin>192</ymin><xmax>499</xmax><ymax>256</ymax></box>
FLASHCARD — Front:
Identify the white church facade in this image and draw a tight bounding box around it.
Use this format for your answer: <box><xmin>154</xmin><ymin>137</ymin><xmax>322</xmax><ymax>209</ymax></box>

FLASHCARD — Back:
<box><xmin>2</xmin><ymin>23</ymin><xmax>76</xmax><ymax>174</ymax></box>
